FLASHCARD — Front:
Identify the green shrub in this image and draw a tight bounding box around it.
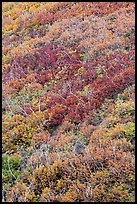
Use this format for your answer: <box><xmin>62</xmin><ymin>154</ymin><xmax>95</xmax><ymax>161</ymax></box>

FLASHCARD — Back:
<box><xmin>124</xmin><ymin>122</ymin><xmax>135</xmax><ymax>142</ymax></box>
<box><xmin>2</xmin><ymin>155</ymin><xmax>23</xmax><ymax>184</ymax></box>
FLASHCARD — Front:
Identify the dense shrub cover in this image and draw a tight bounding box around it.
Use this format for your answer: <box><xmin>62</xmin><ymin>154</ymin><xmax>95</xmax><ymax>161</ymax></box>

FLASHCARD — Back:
<box><xmin>2</xmin><ymin>2</ymin><xmax>135</xmax><ymax>202</ymax></box>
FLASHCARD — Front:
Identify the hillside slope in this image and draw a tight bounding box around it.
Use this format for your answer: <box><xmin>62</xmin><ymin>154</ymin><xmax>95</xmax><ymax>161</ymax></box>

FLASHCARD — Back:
<box><xmin>2</xmin><ymin>2</ymin><xmax>135</xmax><ymax>202</ymax></box>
